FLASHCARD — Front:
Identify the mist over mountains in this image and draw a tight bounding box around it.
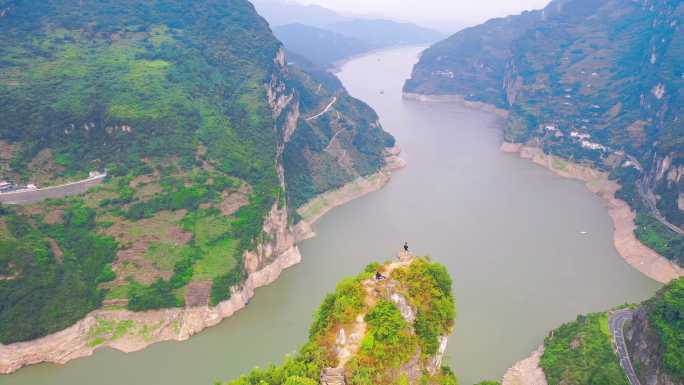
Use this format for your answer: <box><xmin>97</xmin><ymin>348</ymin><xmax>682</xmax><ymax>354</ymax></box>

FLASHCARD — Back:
<box><xmin>253</xmin><ymin>0</ymin><xmax>444</xmax><ymax>68</ymax></box>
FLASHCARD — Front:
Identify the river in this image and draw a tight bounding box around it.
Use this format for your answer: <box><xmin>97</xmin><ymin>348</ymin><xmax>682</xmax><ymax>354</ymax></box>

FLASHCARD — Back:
<box><xmin>0</xmin><ymin>46</ymin><xmax>660</xmax><ymax>385</ymax></box>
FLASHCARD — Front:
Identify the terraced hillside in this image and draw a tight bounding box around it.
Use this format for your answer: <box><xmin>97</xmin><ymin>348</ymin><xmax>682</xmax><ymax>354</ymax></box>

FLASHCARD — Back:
<box><xmin>0</xmin><ymin>0</ymin><xmax>394</xmax><ymax>345</ymax></box>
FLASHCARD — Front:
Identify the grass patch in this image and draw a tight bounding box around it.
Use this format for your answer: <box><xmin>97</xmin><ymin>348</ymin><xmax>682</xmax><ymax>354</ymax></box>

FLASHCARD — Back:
<box><xmin>145</xmin><ymin>242</ymin><xmax>185</xmax><ymax>272</ymax></box>
<box><xmin>192</xmin><ymin>238</ymin><xmax>238</xmax><ymax>281</ymax></box>
<box><xmin>87</xmin><ymin>318</ymin><xmax>134</xmax><ymax>347</ymax></box>
<box><xmin>104</xmin><ymin>284</ymin><xmax>131</xmax><ymax>300</ymax></box>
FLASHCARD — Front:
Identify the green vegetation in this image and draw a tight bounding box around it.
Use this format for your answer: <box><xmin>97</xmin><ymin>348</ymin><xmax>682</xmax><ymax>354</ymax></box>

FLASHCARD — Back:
<box><xmin>87</xmin><ymin>318</ymin><xmax>134</xmax><ymax>347</ymax></box>
<box><xmin>393</xmin><ymin>259</ymin><xmax>455</xmax><ymax>356</ymax></box>
<box><xmin>0</xmin><ymin>0</ymin><xmax>282</xmax><ymax>340</ymax></box>
<box><xmin>282</xmin><ymin>63</ymin><xmax>395</xmax><ymax>212</ymax></box>
<box><xmin>0</xmin><ymin>0</ymin><xmax>394</xmax><ymax>344</ymax></box>
<box><xmin>127</xmin><ymin>279</ymin><xmax>182</xmax><ymax>312</ymax></box>
<box><xmin>540</xmin><ymin>313</ymin><xmax>629</xmax><ymax>385</ymax></box>
<box><xmin>220</xmin><ymin>258</ymin><xmax>457</xmax><ymax>385</ymax></box>
<box><xmin>0</xmin><ymin>204</ymin><xmax>117</xmax><ymax>344</ymax></box>
<box><xmin>634</xmin><ymin>214</ymin><xmax>684</xmax><ymax>265</ymax></box>
<box><xmin>348</xmin><ymin>300</ymin><xmax>416</xmax><ymax>384</ymax></box>
<box><xmin>647</xmin><ymin>278</ymin><xmax>684</xmax><ymax>380</ymax></box>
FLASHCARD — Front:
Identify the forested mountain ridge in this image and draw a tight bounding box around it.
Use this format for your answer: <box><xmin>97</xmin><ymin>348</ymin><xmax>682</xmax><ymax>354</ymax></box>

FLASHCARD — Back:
<box><xmin>405</xmin><ymin>0</ymin><xmax>684</xmax><ymax>263</ymax></box>
<box><xmin>0</xmin><ymin>0</ymin><xmax>394</xmax><ymax>345</ymax></box>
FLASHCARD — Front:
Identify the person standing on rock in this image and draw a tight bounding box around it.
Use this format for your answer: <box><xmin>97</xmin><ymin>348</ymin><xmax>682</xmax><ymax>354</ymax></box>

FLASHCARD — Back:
<box><xmin>404</xmin><ymin>242</ymin><xmax>409</xmax><ymax>252</ymax></box>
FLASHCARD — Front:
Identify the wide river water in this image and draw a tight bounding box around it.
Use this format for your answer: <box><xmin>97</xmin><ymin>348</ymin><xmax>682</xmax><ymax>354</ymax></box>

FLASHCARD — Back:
<box><xmin>1</xmin><ymin>46</ymin><xmax>661</xmax><ymax>385</ymax></box>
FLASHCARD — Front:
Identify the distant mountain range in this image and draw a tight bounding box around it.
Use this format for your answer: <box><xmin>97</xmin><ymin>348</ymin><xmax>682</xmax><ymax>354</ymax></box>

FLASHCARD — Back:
<box><xmin>254</xmin><ymin>0</ymin><xmax>444</xmax><ymax>68</ymax></box>
<box><xmin>272</xmin><ymin>24</ymin><xmax>374</xmax><ymax>67</ymax></box>
<box><xmin>251</xmin><ymin>0</ymin><xmax>348</xmax><ymax>27</ymax></box>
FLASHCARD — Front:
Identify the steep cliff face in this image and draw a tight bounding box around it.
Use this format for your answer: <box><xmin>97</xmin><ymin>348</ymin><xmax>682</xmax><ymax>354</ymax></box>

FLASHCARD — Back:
<box><xmin>282</xmin><ymin>59</ymin><xmax>396</xmax><ymax>213</ymax></box>
<box><xmin>405</xmin><ymin>0</ymin><xmax>684</xmax><ymax>264</ymax></box>
<box><xmin>222</xmin><ymin>256</ymin><xmax>458</xmax><ymax>385</ymax></box>
<box><xmin>627</xmin><ymin>278</ymin><xmax>684</xmax><ymax>385</ymax></box>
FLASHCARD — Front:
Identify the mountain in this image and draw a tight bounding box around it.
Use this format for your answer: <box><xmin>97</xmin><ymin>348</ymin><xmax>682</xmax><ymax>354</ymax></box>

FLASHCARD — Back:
<box><xmin>219</xmin><ymin>256</ymin><xmax>459</xmax><ymax>385</ymax></box>
<box><xmin>251</xmin><ymin>0</ymin><xmax>348</xmax><ymax>27</ymax></box>
<box><xmin>0</xmin><ymin>0</ymin><xmax>393</xmax><ymax>344</ymax></box>
<box><xmin>274</xmin><ymin>19</ymin><xmax>443</xmax><ymax>68</ymax></box>
<box><xmin>325</xmin><ymin>19</ymin><xmax>444</xmax><ymax>48</ymax></box>
<box><xmin>272</xmin><ymin>24</ymin><xmax>375</xmax><ymax>67</ymax></box>
<box><xmin>253</xmin><ymin>0</ymin><xmax>443</xmax><ymax>68</ymax></box>
<box><xmin>405</xmin><ymin>0</ymin><xmax>684</xmax><ymax>262</ymax></box>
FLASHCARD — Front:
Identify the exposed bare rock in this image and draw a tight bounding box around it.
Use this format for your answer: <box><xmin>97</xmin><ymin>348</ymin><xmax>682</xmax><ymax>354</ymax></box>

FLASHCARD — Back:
<box><xmin>427</xmin><ymin>335</ymin><xmax>449</xmax><ymax>375</ymax></box>
<box><xmin>320</xmin><ymin>367</ymin><xmax>346</xmax><ymax>385</ymax></box>
<box><xmin>502</xmin><ymin>346</ymin><xmax>548</xmax><ymax>385</ymax></box>
<box><xmin>626</xmin><ymin>296</ymin><xmax>681</xmax><ymax>385</ymax></box>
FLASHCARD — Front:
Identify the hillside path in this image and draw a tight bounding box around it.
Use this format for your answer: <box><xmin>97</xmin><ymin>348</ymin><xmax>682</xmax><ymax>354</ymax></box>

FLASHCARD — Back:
<box><xmin>306</xmin><ymin>97</ymin><xmax>337</xmax><ymax>121</ymax></box>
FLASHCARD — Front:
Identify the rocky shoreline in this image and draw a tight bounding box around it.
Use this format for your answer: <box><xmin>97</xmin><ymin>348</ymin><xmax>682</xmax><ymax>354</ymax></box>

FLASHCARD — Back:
<box><xmin>295</xmin><ymin>146</ymin><xmax>406</xmax><ymax>238</ymax></box>
<box><xmin>402</xmin><ymin>92</ymin><xmax>509</xmax><ymax>118</ymax></box>
<box><xmin>0</xmin><ymin>149</ymin><xmax>405</xmax><ymax>375</ymax></box>
<box><xmin>501</xmin><ymin>346</ymin><xmax>548</xmax><ymax>385</ymax></box>
<box><xmin>501</xmin><ymin>143</ymin><xmax>684</xmax><ymax>284</ymax></box>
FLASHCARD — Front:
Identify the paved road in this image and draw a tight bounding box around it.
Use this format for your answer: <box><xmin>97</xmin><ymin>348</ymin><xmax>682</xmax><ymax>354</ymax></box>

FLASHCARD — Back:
<box><xmin>0</xmin><ymin>174</ymin><xmax>105</xmax><ymax>205</ymax></box>
<box><xmin>609</xmin><ymin>310</ymin><xmax>642</xmax><ymax>385</ymax></box>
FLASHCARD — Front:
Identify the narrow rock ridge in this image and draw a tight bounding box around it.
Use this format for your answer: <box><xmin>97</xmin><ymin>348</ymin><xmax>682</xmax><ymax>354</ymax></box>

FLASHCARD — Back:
<box><xmin>323</xmin><ymin>254</ymin><xmax>449</xmax><ymax>385</ymax></box>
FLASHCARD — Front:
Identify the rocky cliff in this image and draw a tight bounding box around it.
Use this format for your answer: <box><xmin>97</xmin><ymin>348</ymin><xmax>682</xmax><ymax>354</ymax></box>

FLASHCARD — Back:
<box><xmin>627</xmin><ymin>278</ymin><xmax>684</xmax><ymax>385</ymax></box>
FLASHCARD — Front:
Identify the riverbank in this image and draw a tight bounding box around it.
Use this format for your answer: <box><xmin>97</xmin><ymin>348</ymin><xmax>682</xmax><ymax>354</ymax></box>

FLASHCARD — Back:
<box><xmin>0</xmin><ymin>245</ymin><xmax>302</xmax><ymax>374</ymax></box>
<box><xmin>294</xmin><ymin>146</ymin><xmax>407</xmax><ymax>240</ymax></box>
<box><xmin>402</xmin><ymin>92</ymin><xmax>509</xmax><ymax>119</ymax></box>
<box><xmin>501</xmin><ymin>143</ymin><xmax>684</xmax><ymax>284</ymax></box>
<box><xmin>501</xmin><ymin>346</ymin><xmax>547</xmax><ymax>385</ymax></box>
<box><xmin>0</xmin><ymin>148</ymin><xmax>404</xmax><ymax>375</ymax></box>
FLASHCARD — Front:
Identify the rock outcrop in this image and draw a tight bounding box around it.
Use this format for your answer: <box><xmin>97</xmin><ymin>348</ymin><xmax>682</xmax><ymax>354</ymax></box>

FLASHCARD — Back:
<box><xmin>502</xmin><ymin>346</ymin><xmax>548</xmax><ymax>385</ymax></box>
<box><xmin>626</xmin><ymin>281</ymin><xmax>684</xmax><ymax>385</ymax></box>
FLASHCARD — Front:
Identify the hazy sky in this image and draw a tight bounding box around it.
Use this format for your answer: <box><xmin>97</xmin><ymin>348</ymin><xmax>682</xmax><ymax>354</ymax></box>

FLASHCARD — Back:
<box><xmin>296</xmin><ymin>0</ymin><xmax>550</xmax><ymax>24</ymax></box>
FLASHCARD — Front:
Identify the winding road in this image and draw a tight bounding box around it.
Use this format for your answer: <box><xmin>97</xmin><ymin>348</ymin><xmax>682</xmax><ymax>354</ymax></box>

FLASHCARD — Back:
<box><xmin>609</xmin><ymin>310</ymin><xmax>642</xmax><ymax>385</ymax></box>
